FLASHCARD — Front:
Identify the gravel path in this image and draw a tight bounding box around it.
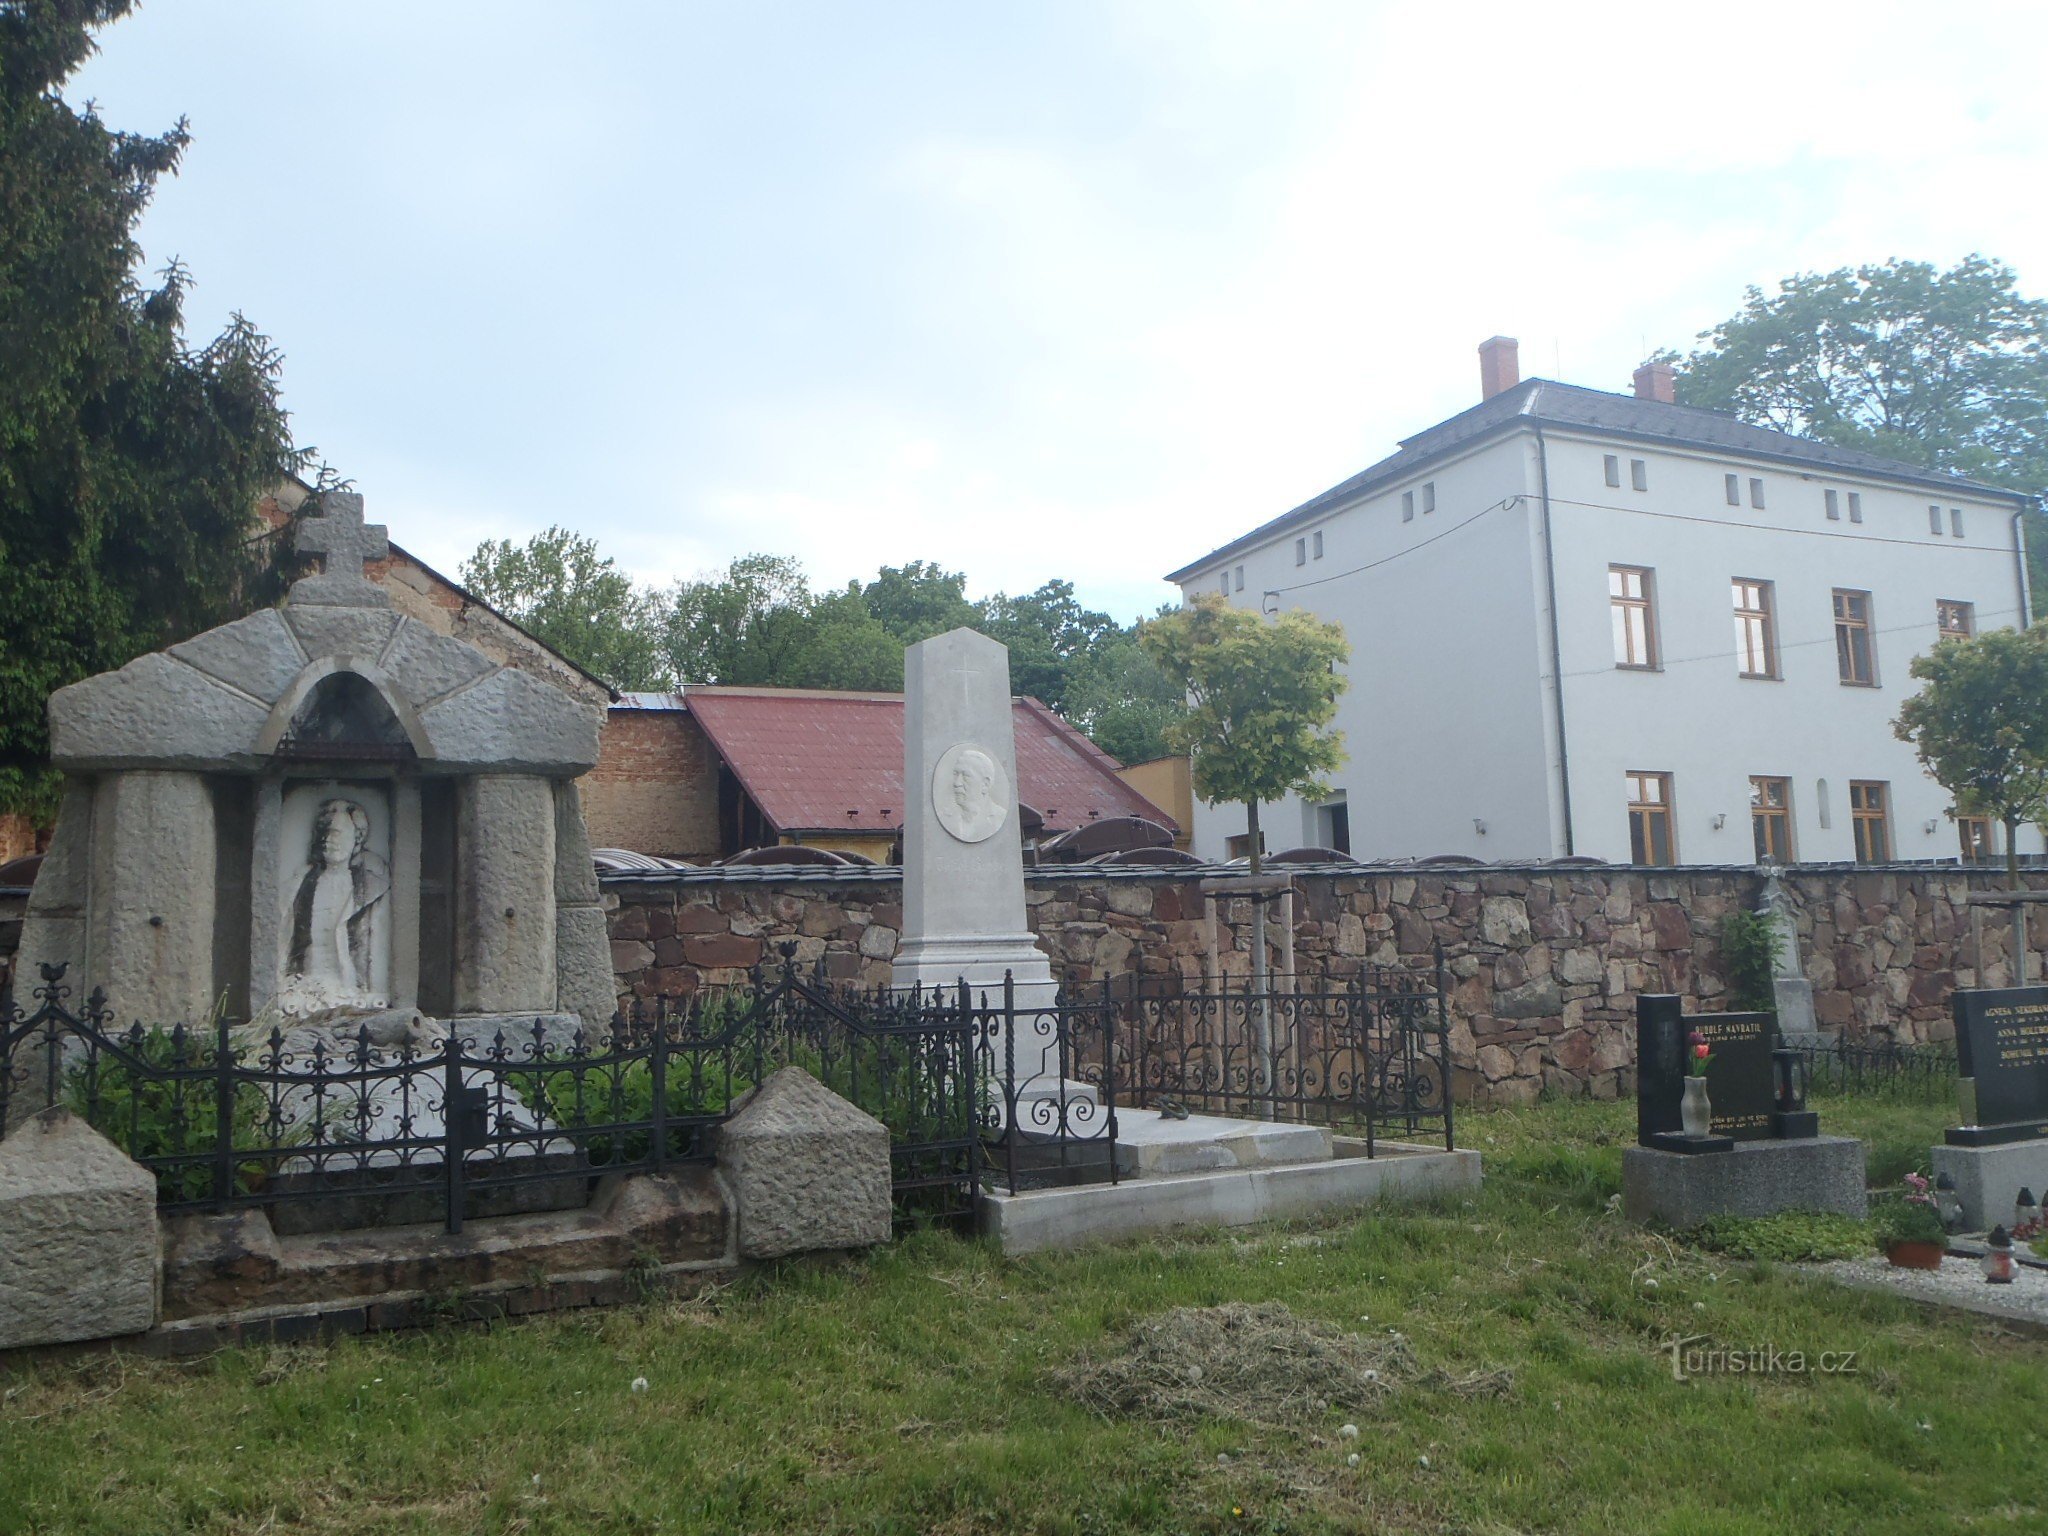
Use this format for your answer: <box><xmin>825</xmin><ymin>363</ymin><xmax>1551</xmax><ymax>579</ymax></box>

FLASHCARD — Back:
<box><xmin>1813</xmin><ymin>1253</ymin><xmax>2048</xmax><ymax>1329</ymax></box>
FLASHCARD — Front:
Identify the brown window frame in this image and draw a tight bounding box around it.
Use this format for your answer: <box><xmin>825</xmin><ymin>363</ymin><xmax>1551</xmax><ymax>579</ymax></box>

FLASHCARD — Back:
<box><xmin>1937</xmin><ymin>599</ymin><xmax>1975</xmax><ymax>641</ymax></box>
<box><xmin>1610</xmin><ymin>565</ymin><xmax>1659</xmax><ymax>670</ymax></box>
<box><xmin>1833</xmin><ymin>588</ymin><xmax>1876</xmax><ymax>686</ymax></box>
<box><xmin>1849</xmin><ymin>780</ymin><xmax>1890</xmax><ymax>864</ymax></box>
<box><xmin>1627</xmin><ymin>770</ymin><xmax>1677</xmax><ymax>866</ymax></box>
<box><xmin>1958</xmin><ymin>815</ymin><xmax>1995</xmax><ymax>864</ymax></box>
<box><xmin>1750</xmin><ymin>775</ymin><xmax>1794</xmax><ymax>862</ymax></box>
<box><xmin>1732</xmin><ymin>578</ymin><xmax>1778</xmax><ymax>679</ymax></box>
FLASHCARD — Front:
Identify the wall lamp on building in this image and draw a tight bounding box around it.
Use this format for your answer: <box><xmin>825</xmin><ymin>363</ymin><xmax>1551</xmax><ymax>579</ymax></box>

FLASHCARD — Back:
<box><xmin>1711</xmin><ymin>813</ymin><xmax>1727</xmax><ymax>831</ymax></box>
<box><xmin>1923</xmin><ymin>819</ymin><xmax>1940</xmax><ymax>835</ymax></box>
<box><xmin>1472</xmin><ymin>818</ymin><xmax>1486</xmax><ymax>836</ymax></box>
<box><xmin>1261</xmin><ymin>590</ymin><xmax>1281</xmax><ymax>615</ymax></box>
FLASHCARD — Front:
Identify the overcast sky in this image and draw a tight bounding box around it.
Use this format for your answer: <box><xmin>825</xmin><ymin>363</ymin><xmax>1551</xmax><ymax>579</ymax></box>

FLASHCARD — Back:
<box><xmin>74</xmin><ymin>1</ymin><xmax>2048</xmax><ymax>623</ymax></box>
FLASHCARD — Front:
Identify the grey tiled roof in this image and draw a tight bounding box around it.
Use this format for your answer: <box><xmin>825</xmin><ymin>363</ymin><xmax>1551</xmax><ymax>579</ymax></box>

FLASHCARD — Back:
<box><xmin>1164</xmin><ymin>379</ymin><xmax>2027</xmax><ymax>582</ymax></box>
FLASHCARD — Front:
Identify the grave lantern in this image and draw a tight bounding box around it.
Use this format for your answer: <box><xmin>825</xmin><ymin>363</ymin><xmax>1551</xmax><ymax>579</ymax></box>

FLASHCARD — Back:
<box><xmin>1982</xmin><ymin>1226</ymin><xmax>2016</xmax><ymax>1285</ymax></box>
<box><xmin>2015</xmin><ymin>1187</ymin><xmax>2040</xmax><ymax>1235</ymax></box>
<box><xmin>1933</xmin><ymin>1173</ymin><xmax>1962</xmax><ymax>1232</ymax></box>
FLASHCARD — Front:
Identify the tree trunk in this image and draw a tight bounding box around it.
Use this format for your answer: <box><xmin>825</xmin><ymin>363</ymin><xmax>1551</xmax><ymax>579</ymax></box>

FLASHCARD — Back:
<box><xmin>1246</xmin><ymin>800</ymin><xmax>1274</xmax><ymax>1119</ymax></box>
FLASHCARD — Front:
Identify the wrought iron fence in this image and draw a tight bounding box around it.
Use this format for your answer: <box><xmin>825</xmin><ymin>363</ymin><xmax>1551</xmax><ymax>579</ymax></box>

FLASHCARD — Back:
<box><xmin>1</xmin><ymin>948</ymin><xmax>1455</xmax><ymax>1229</ymax></box>
<box><xmin>1790</xmin><ymin>1039</ymin><xmax>1958</xmax><ymax>1104</ymax></box>
<box><xmin>0</xmin><ymin>961</ymin><xmax>985</xmax><ymax>1234</ymax></box>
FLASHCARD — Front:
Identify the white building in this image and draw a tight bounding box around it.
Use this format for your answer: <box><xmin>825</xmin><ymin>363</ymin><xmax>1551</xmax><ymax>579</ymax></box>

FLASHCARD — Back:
<box><xmin>1165</xmin><ymin>338</ymin><xmax>2039</xmax><ymax>868</ymax></box>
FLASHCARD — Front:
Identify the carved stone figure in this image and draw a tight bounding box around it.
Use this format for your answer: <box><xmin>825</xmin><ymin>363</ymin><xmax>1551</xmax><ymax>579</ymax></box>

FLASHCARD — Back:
<box><xmin>280</xmin><ymin>796</ymin><xmax>390</xmax><ymax>1013</ymax></box>
<box><xmin>933</xmin><ymin>742</ymin><xmax>1009</xmax><ymax>845</ymax></box>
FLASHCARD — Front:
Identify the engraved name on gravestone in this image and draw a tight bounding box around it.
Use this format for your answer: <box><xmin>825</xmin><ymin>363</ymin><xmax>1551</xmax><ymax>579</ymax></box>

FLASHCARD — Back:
<box><xmin>1637</xmin><ymin>995</ymin><xmax>1778</xmax><ymax>1146</ymax></box>
<box><xmin>1946</xmin><ymin>986</ymin><xmax>2048</xmax><ymax>1147</ymax></box>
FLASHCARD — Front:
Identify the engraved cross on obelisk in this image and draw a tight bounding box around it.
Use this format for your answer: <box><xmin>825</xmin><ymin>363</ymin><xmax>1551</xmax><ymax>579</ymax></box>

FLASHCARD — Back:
<box><xmin>291</xmin><ymin>491</ymin><xmax>391</xmax><ymax>608</ymax></box>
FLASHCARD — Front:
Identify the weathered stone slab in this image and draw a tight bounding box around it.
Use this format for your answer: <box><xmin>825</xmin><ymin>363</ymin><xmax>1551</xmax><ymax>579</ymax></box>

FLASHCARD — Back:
<box><xmin>553</xmin><ymin>781</ymin><xmax>602</xmax><ymax>904</ymax></box>
<box><xmin>89</xmin><ymin>770</ymin><xmax>217</xmax><ymax>1024</ymax></box>
<box><xmin>714</xmin><ymin>1067</ymin><xmax>890</xmax><ymax>1259</ymax></box>
<box><xmin>168</xmin><ymin>607</ymin><xmax>307</xmax><ymax>705</ymax></box>
<box><xmin>0</xmin><ymin>1108</ymin><xmax>159</xmax><ymax>1349</ymax></box>
<box><xmin>282</xmin><ymin>605</ymin><xmax>401</xmax><ymax>668</ymax></box>
<box><xmin>48</xmin><ymin>652</ymin><xmax>270</xmax><ymax>770</ymax></box>
<box><xmin>1622</xmin><ymin>1136</ymin><xmax>1867</xmax><ymax>1227</ymax></box>
<box><xmin>379</xmin><ymin>618</ymin><xmax>496</xmax><ymax>705</ymax></box>
<box><xmin>419</xmin><ymin>666</ymin><xmax>602</xmax><ymax>772</ymax></box>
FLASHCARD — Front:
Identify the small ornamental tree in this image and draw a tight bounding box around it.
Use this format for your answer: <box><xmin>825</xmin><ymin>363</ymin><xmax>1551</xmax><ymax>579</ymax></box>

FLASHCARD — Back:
<box><xmin>1138</xmin><ymin>594</ymin><xmax>1349</xmax><ymax>876</ymax></box>
<box><xmin>1893</xmin><ymin>623</ymin><xmax>2048</xmax><ymax>885</ymax></box>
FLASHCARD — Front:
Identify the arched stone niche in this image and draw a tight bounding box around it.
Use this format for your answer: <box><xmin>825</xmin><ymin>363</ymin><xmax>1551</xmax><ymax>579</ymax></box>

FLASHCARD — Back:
<box><xmin>19</xmin><ymin>491</ymin><xmax>614</xmax><ymax>1033</ymax></box>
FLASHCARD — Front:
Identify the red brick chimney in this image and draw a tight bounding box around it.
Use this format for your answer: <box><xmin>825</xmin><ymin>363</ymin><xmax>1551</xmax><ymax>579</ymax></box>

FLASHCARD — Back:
<box><xmin>1478</xmin><ymin>336</ymin><xmax>1519</xmax><ymax>401</ymax></box>
<box><xmin>1632</xmin><ymin>361</ymin><xmax>1676</xmax><ymax>404</ymax></box>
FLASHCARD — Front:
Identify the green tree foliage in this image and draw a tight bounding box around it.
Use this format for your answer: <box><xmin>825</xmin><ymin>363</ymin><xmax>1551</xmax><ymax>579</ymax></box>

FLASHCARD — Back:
<box><xmin>470</xmin><ymin>536</ymin><xmax>1189</xmax><ymax>758</ymax></box>
<box><xmin>460</xmin><ymin>526</ymin><xmax>670</xmax><ymax>691</ymax></box>
<box><xmin>1138</xmin><ymin>594</ymin><xmax>1347</xmax><ymax>872</ymax></box>
<box><xmin>1670</xmin><ymin>257</ymin><xmax>2048</xmax><ymax>614</ymax></box>
<box><xmin>1893</xmin><ymin>623</ymin><xmax>2048</xmax><ymax>884</ymax></box>
<box><xmin>1064</xmin><ymin>631</ymin><xmax>1185</xmax><ymax>766</ymax></box>
<box><xmin>0</xmin><ymin>1</ymin><xmax>303</xmax><ymax>815</ymax></box>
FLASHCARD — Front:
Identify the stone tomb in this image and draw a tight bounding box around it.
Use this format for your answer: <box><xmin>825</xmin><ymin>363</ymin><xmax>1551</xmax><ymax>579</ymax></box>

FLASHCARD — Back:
<box><xmin>1932</xmin><ymin>986</ymin><xmax>2048</xmax><ymax>1230</ymax></box>
<box><xmin>13</xmin><ymin>494</ymin><xmax>616</xmax><ymax>1176</ymax></box>
<box><xmin>1625</xmin><ymin>994</ymin><xmax>1861</xmax><ymax>1225</ymax></box>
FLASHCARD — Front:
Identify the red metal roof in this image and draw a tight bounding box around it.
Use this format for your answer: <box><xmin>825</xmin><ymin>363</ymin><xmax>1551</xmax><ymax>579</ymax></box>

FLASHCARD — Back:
<box><xmin>673</xmin><ymin>687</ymin><xmax>1176</xmax><ymax>837</ymax></box>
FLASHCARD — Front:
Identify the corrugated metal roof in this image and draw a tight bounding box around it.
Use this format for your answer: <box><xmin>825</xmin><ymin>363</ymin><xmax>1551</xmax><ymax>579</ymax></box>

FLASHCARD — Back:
<box><xmin>1165</xmin><ymin>378</ymin><xmax>2028</xmax><ymax>582</ymax></box>
<box><xmin>675</xmin><ymin>687</ymin><xmax>1175</xmax><ymax>836</ymax></box>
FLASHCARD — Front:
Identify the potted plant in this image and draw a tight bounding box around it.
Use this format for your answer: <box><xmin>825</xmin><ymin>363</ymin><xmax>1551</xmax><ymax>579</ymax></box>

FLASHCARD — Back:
<box><xmin>1680</xmin><ymin>1029</ymin><xmax>1713</xmax><ymax>1137</ymax></box>
<box><xmin>1874</xmin><ymin>1173</ymin><xmax>1949</xmax><ymax>1269</ymax></box>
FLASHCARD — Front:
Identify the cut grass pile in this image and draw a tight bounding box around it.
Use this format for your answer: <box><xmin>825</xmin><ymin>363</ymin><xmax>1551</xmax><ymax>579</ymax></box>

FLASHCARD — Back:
<box><xmin>2</xmin><ymin>1093</ymin><xmax>2040</xmax><ymax>1536</ymax></box>
<box><xmin>1049</xmin><ymin>1300</ymin><xmax>1509</xmax><ymax>1428</ymax></box>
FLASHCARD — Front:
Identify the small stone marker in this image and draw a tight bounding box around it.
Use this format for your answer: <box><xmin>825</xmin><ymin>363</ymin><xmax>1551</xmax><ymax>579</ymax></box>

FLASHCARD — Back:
<box><xmin>1946</xmin><ymin>986</ymin><xmax>2048</xmax><ymax>1146</ymax></box>
<box><xmin>0</xmin><ymin>1107</ymin><xmax>159</xmax><ymax>1350</ymax></box>
<box><xmin>1636</xmin><ymin>995</ymin><xmax>1777</xmax><ymax>1148</ymax></box>
<box><xmin>714</xmin><ymin>1067</ymin><xmax>890</xmax><ymax>1260</ymax></box>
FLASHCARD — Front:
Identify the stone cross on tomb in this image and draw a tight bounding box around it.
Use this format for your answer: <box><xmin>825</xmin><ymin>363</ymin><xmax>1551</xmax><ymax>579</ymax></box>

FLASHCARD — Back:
<box><xmin>291</xmin><ymin>491</ymin><xmax>391</xmax><ymax>608</ymax></box>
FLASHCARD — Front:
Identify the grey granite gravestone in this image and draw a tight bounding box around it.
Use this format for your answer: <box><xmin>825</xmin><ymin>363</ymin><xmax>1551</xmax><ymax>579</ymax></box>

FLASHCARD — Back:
<box><xmin>1931</xmin><ymin>985</ymin><xmax>2048</xmax><ymax>1230</ymax></box>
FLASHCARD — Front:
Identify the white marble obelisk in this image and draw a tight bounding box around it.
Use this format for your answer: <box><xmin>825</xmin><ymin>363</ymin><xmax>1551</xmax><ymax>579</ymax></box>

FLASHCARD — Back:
<box><xmin>891</xmin><ymin>628</ymin><xmax>1058</xmax><ymax>1008</ymax></box>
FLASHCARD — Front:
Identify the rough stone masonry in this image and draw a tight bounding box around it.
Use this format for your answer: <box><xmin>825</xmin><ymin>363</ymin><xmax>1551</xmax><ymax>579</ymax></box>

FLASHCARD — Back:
<box><xmin>604</xmin><ymin>863</ymin><xmax>2047</xmax><ymax>1104</ymax></box>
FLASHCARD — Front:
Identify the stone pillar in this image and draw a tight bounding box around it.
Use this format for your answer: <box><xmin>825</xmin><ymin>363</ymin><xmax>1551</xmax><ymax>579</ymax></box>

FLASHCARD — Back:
<box><xmin>88</xmin><ymin>771</ymin><xmax>217</xmax><ymax>1025</ymax></box>
<box><xmin>890</xmin><ymin>629</ymin><xmax>1056</xmax><ymax>1005</ymax></box>
<box><xmin>13</xmin><ymin>782</ymin><xmax>93</xmax><ymax>999</ymax></box>
<box><xmin>454</xmin><ymin>774</ymin><xmax>558</xmax><ymax>1014</ymax></box>
<box><xmin>1757</xmin><ymin>865</ymin><xmax>1821</xmax><ymax>1044</ymax></box>
<box><xmin>553</xmin><ymin>780</ymin><xmax>618</xmax><ymax>1032</ymax></box>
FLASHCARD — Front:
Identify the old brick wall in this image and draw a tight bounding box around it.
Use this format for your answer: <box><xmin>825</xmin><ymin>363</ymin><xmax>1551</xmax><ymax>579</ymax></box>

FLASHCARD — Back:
<box><xmin>582</xmin><ymin>710</ymin><xmax>723</xmax><ymax>860</ymax></box>
<box><xmin>604</xmin><ymin>863</ymin><xmax>2048</xmax><ymax>1103</ymax></box>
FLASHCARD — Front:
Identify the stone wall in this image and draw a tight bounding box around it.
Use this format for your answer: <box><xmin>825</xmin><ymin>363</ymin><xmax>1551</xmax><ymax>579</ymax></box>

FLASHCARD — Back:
<box><xmin>604</xmin><ymin>863</ymin><xmax>2048</xmax><ymax>1103</ymax></box>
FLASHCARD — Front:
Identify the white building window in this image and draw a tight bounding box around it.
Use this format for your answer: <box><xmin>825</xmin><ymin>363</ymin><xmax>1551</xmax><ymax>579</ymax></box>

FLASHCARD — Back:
<box><xmin>1604</xmin><ymin>455</ymin><xmax>1621</xmax><ymax>488</ymax></box>
<box><xmin>1295</xmin><ymin>538</ymin><xmax>1306</xmax><ymax>567</ymax></box>
<box><xmin>1402</xmin><ymin>490</ymin><xmax>1415</xmax><ymax>522</ymax></box>
<box><xmin>1951</xmin><ymin>507</ymin><xmax>1965</xmax><ymax>538</ymax></box>
<box><xmin>1630</xmin><ymin>458</ymin><xmax>1648</xmax><ymax>492</ymax></box>
<box><xmin>1749</xmin><ymin>477</ymin><xmax>1766</xmax><ymax>509</ymax></box>
<box><xmin>1234</xmin><ymin>565</ymin><xmax>1245</xmax><ymax>592</ymax></box>
<box><xmin>1312</xmin><ymin>530</ymin><xmax>1324</xmax><ymax>559</ymax></box>
<box><xmin>1724</xmin><ymin>473</ymin><xmax>1740</xmax><ymax>506</ymax></box>
<box><xmin>1848</xmin><ymin>492</ymin><xmax>1863</xmax><ymax>523</ymax></box>
<box><xmin>1610</xmin><ymin>565</ymin><xmax>1658</xmax><ymax>670</ymax></box>
<box><xmin>1929</xmin><ymin>504</ymin><xmax>1943</xmax><ymax>534</ymax></box>
<box><xmin>1421</xmin><ymin>482</ymin><xmax>1436</xmax><ymax>513</ymax></box>
<box><xmin>1825</xmin><ymin>489</ymin><xmax>1840</xmax><ymax>521</ymax></box>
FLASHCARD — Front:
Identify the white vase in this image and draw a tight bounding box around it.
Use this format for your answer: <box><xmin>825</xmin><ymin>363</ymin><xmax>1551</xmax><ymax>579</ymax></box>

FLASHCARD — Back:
<box><xmin>1680</xmin><ymin>1076</ymin><xmax>1713</xmax><ymax>1138</ymax></box>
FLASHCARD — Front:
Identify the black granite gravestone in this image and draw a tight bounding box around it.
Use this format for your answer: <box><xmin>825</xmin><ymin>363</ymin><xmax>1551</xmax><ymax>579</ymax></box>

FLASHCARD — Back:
<box><xmin>1637</xmin><ymin>995</ymin><xmax>1778</xmax><ymax>1152</ymax></box>
<box><xmin>1945</xmin><ymin>986</ymin><xmax>2048</xmax><ymax>1147</ymax></box>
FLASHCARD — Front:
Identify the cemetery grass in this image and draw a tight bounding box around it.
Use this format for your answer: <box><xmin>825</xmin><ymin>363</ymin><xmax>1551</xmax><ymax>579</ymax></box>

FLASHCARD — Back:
<box><xmin>4</xmin><ymin>1098</ymin><xmax>2039</xmax><ymax>1536</ymax></box>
